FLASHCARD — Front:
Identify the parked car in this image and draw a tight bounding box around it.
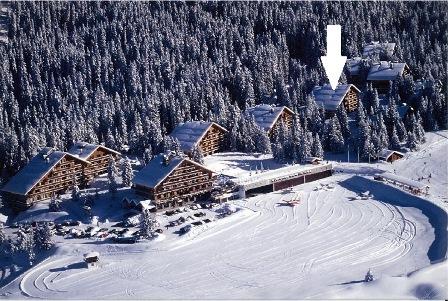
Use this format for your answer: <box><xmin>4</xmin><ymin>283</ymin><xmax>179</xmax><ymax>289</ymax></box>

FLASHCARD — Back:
<box><xmin>203</xmin><ymin>218</ymin><xmax>212</xmax><ymax>223</ymax></box>
<box><xmin>191</xmin><ymin>221</ymin><xmax>203</xmax><ymax>226</ymax></box>
<box><xmin>165</xmin><ymin>210</ymin><xmax>175</xmax><ymax>216</ymax></box>
<box><xmin>194</xmin><ymin>212</ymin><xmax>206</xmax><ymax>218</ymax></box>
<box><xmin>179</xmin><ymin>225</ymin><xmax>192</xmax><ymax>234</ymax></box>
<box><xmin>189</xmin><ymin>205</ymin><xmax>199</xmax><ymax>210</ymax></box>
<box><xmin>155</xmin><ymin>228</ymin><xmax>163</xmax><ymax>234</ymax></box>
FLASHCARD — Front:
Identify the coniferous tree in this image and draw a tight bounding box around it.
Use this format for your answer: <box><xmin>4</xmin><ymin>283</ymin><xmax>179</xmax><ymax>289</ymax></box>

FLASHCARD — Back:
<box><xmin>326</xmin><ymin>117</ymin><xmax>345</xmax><ymax>152</ymax></box>
<box><xmin>311</xmin><ymin>133</ymin><xmax>324</xmax><ymax>158</ymax></box>
<box><xmin>191</xmin><ymin>145</ymin><xmax>205</xmax><ymax>165</ymax></box>
<box><xmin>389</xmin><ymin>125</ymin><xmax>401</xmax><ymax>150</ymax></box>
<box><xmin>121</xmin><ymin>158</ymin><xmax>133</xmax><ymax>187</ymax></box>
<box><xmin>107</xmin><ymin>156</ymin><xmax>119</xmax><ymax>193</ymax></box>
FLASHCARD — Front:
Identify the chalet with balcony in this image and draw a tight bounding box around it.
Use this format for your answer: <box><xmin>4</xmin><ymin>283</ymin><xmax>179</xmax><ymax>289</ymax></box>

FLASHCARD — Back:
<box><xmin>245</xmin><ymin>104</ymin><xmax>294</xmax><ymax>137</ymax></box>
<box><xmin>313</xmin><ymin>84</ymin><xmax>361</xmax><ymax>118</ymax></box>
<box><xmin>68</xmin><ymin>142</ymin><xmax>121</xmax><ymax>183</ymax></box>
<box><xmin>170</xmin><ymin>121</ymin><xmax>227</xmax><ymax>156</ymax></box>
<box><xmin>133</xmin><ymin>152</ymin><xmax>215</xmax><ymax>210</ymax></box>
<box><xmin>1</xmin><ymin>147</ymin><xmax>89</xmax><ymax>210</ymax></box>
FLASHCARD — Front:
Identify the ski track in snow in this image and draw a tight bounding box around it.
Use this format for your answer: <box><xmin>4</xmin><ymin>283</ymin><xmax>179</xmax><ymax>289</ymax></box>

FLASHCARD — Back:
<box><xmin>12</xmin><ymin>173</ymin><xmax>433</xmax><ymax>299</ymax></box>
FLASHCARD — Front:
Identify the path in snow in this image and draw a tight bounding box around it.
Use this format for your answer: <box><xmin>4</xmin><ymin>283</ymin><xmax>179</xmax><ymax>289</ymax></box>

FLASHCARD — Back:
<box><xmin>8</xmin><ymin>174</ymin><xmax>438</xmax><ymax>299</ymax></box>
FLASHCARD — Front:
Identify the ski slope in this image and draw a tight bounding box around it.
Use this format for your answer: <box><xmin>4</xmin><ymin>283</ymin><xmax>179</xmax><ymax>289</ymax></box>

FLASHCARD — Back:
<box><xmin>2</xmin><ymin>173</ymin><xmax>445</xmax><ymax>299</ymax></box>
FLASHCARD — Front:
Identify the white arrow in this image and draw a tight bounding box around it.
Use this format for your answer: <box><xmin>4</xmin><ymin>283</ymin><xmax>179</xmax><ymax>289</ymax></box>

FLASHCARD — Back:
<box><xmin>321</xmin><ymin>25</ymin><xmax>346</xmax><ymax>90</ymax></box>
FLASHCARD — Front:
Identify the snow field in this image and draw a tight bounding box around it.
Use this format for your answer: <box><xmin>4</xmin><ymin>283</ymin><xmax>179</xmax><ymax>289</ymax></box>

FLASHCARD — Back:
<box><xmin>6</xmin><ymin>173</ymin><xmax>439</xmax><ymax>299</ymax></box>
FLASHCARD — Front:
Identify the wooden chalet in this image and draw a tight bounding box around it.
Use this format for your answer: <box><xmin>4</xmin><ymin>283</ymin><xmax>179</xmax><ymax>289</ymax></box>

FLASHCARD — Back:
<box><xmin>245</xmin><ymin>104</ymin><xmax>294</xmax><ymax>137</ymax></box>
<box><xmin>378</xmin><ymin>149</ymin><xmax>404</xmax><ymax>163</ymax></box>
<box><xmin>133</xmin><ymin>152</ymin><xmax>215</xmax><ymax>210</ymax></box>
<box><xmin>1</xmin><ymin>147</ymin><xmax>89</xmax><ymax>210</ymax></box>
<box><xmin>68</xmin><ymin>142</ymin><xmax>120</xmax><ymax>183</ymax></box>
<box><xmin>313</xmin><ymin>84</ymin><xmax>360</xmax><ymax>118</ymax></box>
<box><xmin>367</xmin><ymin>61</ymin><xmax>411</xmax><ymax>94</ymax></box>
<box><xmin>170</xmin><ymin>121</ymin><xmax>228</xmax><ymax>156</ymax></box>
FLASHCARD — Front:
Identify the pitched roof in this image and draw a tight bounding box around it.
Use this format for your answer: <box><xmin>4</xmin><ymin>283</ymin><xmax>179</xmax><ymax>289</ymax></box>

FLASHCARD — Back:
<box><xmin>362</xmin><ymin>41</ymin><xmax>396</xmax><ymax>58</ymax></box>
<box><xmin>67</xmin><ymin>142</ymin><xmax>120</xmax><ymax>160</ymax></box>
<box><xmin>378</xmin><ymin>149</ymin><xmax>404</xmax><ymax>160</ymax></box>
<box><xmin>346</xmin><ymin>57</ymin><xmax>362</xmax><ymax>76</ymax></box>
<box><xmin>133</xmin><ymin>153</ymin><xmax>213</xmax><ymax>189</ymax></box>
<box><xmin>245</xmin><ymin>104</ymin><xmax>294</xmax><ymax>132</ymax></box>
<box><xmin>313</xmin><ymin>84</ymin><xmax>360</xmax><ymax>111</ymax></box>
<box><xmin>367</xmin><ymin>61</ymin><xmax>408</xmax><ymax>81</ymax></box>
<box><xmin>170</xmin><ymin>121</ymin><xmax>227</xmax><ymax>152</ymax></box>
<box><xmin>1</xmin><ymin>147</ymin><xmax>89</xmax><ymax>196</ymax></box>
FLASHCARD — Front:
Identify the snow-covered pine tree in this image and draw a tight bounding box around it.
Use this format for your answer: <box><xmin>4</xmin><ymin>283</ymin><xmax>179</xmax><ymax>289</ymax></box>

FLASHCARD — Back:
<box><xmin>389</xmin><ymin>125</ymin><xmax>401</xmax><ymax>150</ymax></box>
<box><xmin>71</xmin><ymin>175</ymin><xmax>81</xmax><ymax>202</ymax></box>
<box><xmin>49</xmin><ymin>195</ymin><xmax>61</xmax><ymax>212</ymax></box>
<box><xmin>336</xmin><ymin>104</ymin><xmax>351</xmax><ymax>140</ymax></box>
<box><xmin>16</xmin><ymin>227</ymin><xmax>35</xmax><ymax>266</ymax></box>
<box><xmin>141</xmin><ymin>210</ymin><xmax>159</xmax><ymax>239</ymax></box>
<box><xmin>326</xmin><ymin>117</ymin><xmax>345</xmax><ymax>152</ymax></box>
<box><xmin>121</xmin><ymin>157</ymin><xmax>133</xmax><ymax>187</ymax></box>
<box><xmin>34</xmin><ymin>222</ymin><xmax>54</xmax><ymax>250</ymax></box>
<box><xmin>107</xmin><ymin>156</ymin><xmax>119</xmax><ymax>193</ymax></box>
<box><xmin>142</xmin><ymin>146</ymin><xmax>153</xmax><ymax>165</ymax></box>
<box><xmin>406</xmin><ymin>130</ymin><xmax>418</xmax><ymax>151</ymax></box>
<box><xmin>311</xmin><ymin>133</ymin><xmax>324</xmax><ymax>158</ymax></box>
<box><xmin>365</xmin><ymin>269</ymin><xmax>375</xmax><ymax>282</ymax></box>
<box><xmin>191</xmin><ymin>145</ymin><xmax>205</xmax><ymax>164</ymax></box>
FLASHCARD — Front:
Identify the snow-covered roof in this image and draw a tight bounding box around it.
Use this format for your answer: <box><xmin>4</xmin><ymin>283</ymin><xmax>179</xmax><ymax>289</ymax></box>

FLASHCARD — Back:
<box><xmin>367</xmin><ymin>61</ymin><xmax>408</xmax><ymax>81</ymax></box>
<box><xmin>1</xmin><ymin>148</ymin><xmax>89</xmax><ymax>196</ymax></box>
<box><xmin>378</xmin><ymin>172</ymin><xmax>428</xmax><ymax>190</ymax></box>
<box><xmin>245</xmin><ymin>104</ymin><xmax>294</xmax><ymax>132</ymax></box>
<box><xmin>313</xmin><ymin>84</ymin><xmax>360</xmax><ymax>111</ymax></box>
<box><xmin>233</xmin><ymin>163</ymin><xmax>333</xmax><ymax>191</ymax></box>
<box><xmin>362</xmin><ymin>41</ymin><xmax>396</xmax><ymax>58</ymax></box>
<box><xmin>138</xmin><ymin>200</ymin><xmax>155</xmax><ymax>210</ymax></box>
<box><xmin>68</xmin><ymin>142</ymin><xmax>120</xmax><ymax>160</ymax></box>
<box><xmin>133</xmin><ymin>153</ymin><xmax>213</xmax><ymax>189</ymax></box>
<box><xmin>304</xmin><ymin>157</ymin><xmax>323</xmax><ymax>163</ymax></box>
<box><xmin>379</xmin><ymin>149</ymin><xmax>404</xmax><ymax>161</ymax></box>
<box><xmin>170</xmin><ymin>121</ymin><xmax>227</xmax><ymax>152</ymax></box>
<box><xmin>84</xmin><ymin>251</ymin><xmax>100</xmax><ymax>259</ymax></box>
<box><xmin>346</xmin><ymin>57</ymin><xmax>362</xmax><ymax>75</ymax></box>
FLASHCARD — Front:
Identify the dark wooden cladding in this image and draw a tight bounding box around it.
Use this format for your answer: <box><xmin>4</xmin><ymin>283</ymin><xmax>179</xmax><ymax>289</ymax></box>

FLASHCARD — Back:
<box><xmin>269</xmin><ymin>109</ymin><xmax>294</xmax><ymax>136</ymax></box>
<box><xmin>6</xmin><ymin>155</ymin><xmax>86</xmax><ymax>209</ymax></box>
<box><xmin>343</xmin><ymin>87</ymin><xmax>359</xmax><ymax>112</ymax></box>
<box><xmin>135</xmin><ymin>160</ymin><xmax>215</xmax><ymax>210</ymax></box>
<box><xmin>198</xmin><ymin>124</ymin><xmax>227</xmax><ymax>156</ymax></box>
<box><xmin>82</xmin><ymin>147</ymin><xmax>120</xmax><ymax>183</ymax></box>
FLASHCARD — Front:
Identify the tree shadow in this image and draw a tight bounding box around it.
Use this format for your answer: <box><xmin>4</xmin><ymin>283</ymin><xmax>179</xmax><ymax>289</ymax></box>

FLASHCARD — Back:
<box><xmin>334</xmin><ymin>279</ymin><xmax>365</xmax><ymax>286</ymax></box>
<box><xmin>49</xmin><ymin>262</ymin><xmax>85</xmax><ymax>272</ymax></box>
<box><xmin>339</xmin><ymin>175</ymin><xmax>447</xmax><ymax>263</ymax></box>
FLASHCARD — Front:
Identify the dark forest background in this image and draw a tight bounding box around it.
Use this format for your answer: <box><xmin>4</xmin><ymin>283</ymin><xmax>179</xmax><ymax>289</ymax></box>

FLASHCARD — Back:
<box><xmin>0</xmin><ymin>1</ymin><xmax>446</xmax><ymax>181</ymax></box>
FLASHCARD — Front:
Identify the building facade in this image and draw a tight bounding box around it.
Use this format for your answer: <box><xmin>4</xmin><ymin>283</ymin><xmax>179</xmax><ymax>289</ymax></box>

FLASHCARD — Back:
<box><xmin>133</xmin><ymin>153</ymin><xmax>215</xmax><ymax>210</ymax></box>
<box><xmin>68</xmin><ymin>142</ymin><xmax>121</xmax><ymax>183</ymax></box>
<box><xmin>245</xmin><ymin>104</ymin><xmax>294</xmax><ymax>137</ymax></box>
<box><xmin>1</xmin><ymin>148</ymin><xmax>89</xmax><ymax>210</ymax></box>
<box><xmin>313</xmin><ymin>84</ymin><xmax>361</xmax><ymax>118</ymax></box>
<box><xmin>170</xmin><ymin>121</ymin><xmax>228</xmax><ymax>156</ymax></box>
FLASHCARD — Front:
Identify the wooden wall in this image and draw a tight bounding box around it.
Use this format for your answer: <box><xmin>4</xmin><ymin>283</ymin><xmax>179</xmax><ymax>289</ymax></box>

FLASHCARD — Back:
<box><xmin>135</xmin><ymin>160</ymin><xmax>215</xmax><ymax>210</ymax></box>
<box><xmin>343</xmin><ymin>88</ymin><xmax>359</xmax><ymax>112</ymax></box>
<box><xmin>198</xmin><ymin>124</ymin><xmax>227</xmax><ymax>156</ymax></box>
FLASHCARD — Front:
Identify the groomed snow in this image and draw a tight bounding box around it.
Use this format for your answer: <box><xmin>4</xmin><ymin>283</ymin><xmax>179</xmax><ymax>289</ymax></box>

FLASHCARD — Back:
<box><xmin>2</xmin><ymin>172</ymin><xmax>445</xmax><ymax>299</ymax></box>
